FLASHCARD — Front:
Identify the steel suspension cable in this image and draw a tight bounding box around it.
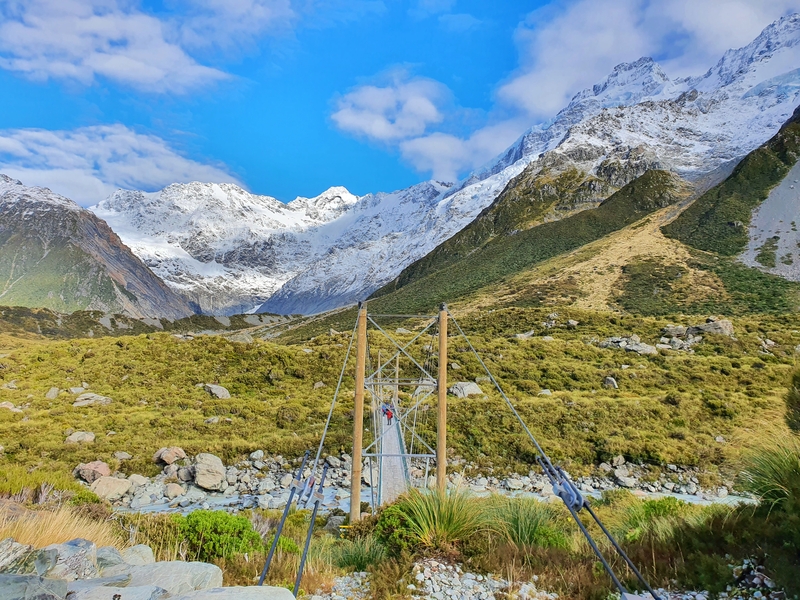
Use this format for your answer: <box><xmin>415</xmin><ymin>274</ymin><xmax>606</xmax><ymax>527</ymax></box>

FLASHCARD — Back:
<box><xmin>448</xmin><ymin>313</ymin><xmax>661</xmax><ymax>599</ymax></box>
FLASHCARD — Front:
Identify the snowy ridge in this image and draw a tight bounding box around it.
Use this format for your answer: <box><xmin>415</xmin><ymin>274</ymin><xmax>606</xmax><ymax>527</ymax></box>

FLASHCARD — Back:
<box><xmin>93</xmin><ymin>14</ymin><xmax>800</xmax><ymax>315</ymax></box>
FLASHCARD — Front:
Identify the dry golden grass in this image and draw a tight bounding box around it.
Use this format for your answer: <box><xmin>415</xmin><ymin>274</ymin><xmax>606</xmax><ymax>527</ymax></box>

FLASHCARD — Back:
<box><xmin>0</xmin><ymin>505</ymin><xmax>125</xmax><ymax>549</ymax></box>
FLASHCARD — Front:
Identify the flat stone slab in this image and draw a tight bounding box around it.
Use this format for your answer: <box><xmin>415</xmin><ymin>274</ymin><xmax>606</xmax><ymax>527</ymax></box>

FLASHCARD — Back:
<box><xmin>0</xmin><ymin>574</ymin><xmax>68</xmax><ymax>600</ymax></box>
<box><xmin>173</xmin><ymin>587</ymin><xmax>296</xmax><ymax>600</ymax></box>
<box><xmin>124</xmin><ymin>562</ymin><xmax>223</xmax><ymax>595</ymax></box>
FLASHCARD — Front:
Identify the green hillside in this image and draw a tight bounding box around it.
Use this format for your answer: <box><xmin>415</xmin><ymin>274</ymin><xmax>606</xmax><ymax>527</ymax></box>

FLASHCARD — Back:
<box><xmin>0</xmin><ymin>234</ymin><xmax>125</xmax><ymax>314</ymax></box>
<box><xmin>369</xmin><ymin>170</ymin><xmax>687</xmax><ymax>314</ymax></box>
<box><xmin>662</xmin><ymin>105</ymin><xmax>800</xmax><ymax>254</ymax></box>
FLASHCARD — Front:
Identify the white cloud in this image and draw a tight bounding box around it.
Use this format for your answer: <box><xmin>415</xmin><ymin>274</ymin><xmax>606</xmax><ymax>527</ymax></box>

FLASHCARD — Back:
<box><xmin>400</xmin><ymin>120</ymin><xmax>527</xmax><ymax>182</ymax></box>
<box><xmin>0</xmin><ymin>125</ymin><xmax>240</xmax><ymax>205</ymax></box>
<box><xmin>331</xmin><ymin>71</ymin><xmax>450</xmax><ymax>141</ymax></box>
<box><xmin>498</xmin><ymin>0</ymin><xmax>800</xmax><ymax>118</ymax></box>
<box><xmin>0</xmin><ymin>0</ymin><xmax>229</xmax><ymax>92</ymax></box>
<box><xmin>175</xmin><ymin>0</ymin><xmax>297</xmax><ymax>52</ymax></box>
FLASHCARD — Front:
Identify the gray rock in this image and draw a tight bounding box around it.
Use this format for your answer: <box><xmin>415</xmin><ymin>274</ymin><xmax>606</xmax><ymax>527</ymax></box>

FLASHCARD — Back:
<box><xmin>73</xmin><ymin>461</ymin><xmax>111</xmax><ymax>483</ymax></box>
<box><xmin>612</xmin><ymin>455</ymin><xmax>625</xmax><ymax>467</ymax></box>
<box><xmin>68</xmin><ymin>573</ymin><xmax>132</xmax><ymax>591</ymax></box>
<box><xmin>514</xmin><ymin>330</ymin><xmax>535</xmax><ymax>340</ymax></box>
<box><xmin>122</xmin><ymin>545</ymin><xmax>155</xmax><ymax>566</ymax></box>
<box><xmin>249</xmin><ymin>450</ymin><xmax>264</xmax><ymax>461</ymax></box>
<box><xmin>448</xmin><ymin>382</ymin><xmax>483</xmax><ymax>398</ymax></box>
<box><xmin>203</xmin><ymin>384</ymin><xmax>230</xmax><ymax>399</ymax></box>
<box><xmin>153</xmin><ymin>447</ymin><xmax>186</xmax><ymax>465</ymax></box>
<box><xmin>73</xmin><ymin>393</ymin><xmax>112</xmax><ymax>407</ymax></box>
<box><xmin>313</xmin><ymin>381</ymin><xmax>326</xmax><ymax>389</ymax></box>
<box><xmin>129</xmin><ymin>474</ymin><xmax>148</xmax><ymax>487</ymax></box>
<box><xmin>0</xmin><ymin>538</ymin><xmax>33</xmax><ymax>572</ymax></box>
<box><xmin>172</xmin><ymin>587</ymin><xmax>296</xmax><ymax>600</ymax></box>
<box><xmin>35</xmin><ymin>538</ymin><xmax>98</xmax><ymax>581</ymax></box>
<box><xmin>96</xmin><ymin>547</ymin><xmax>125</xmax><ymax>571</ymax></box>
<box><xmin>567</xmin><ymin>319</ymin><xmax>579</xmax><ymax>327</ymax></box>
<box><xmin>90</xmin><ymin>477</ymin><xmax>132</xmax><ymax>501</ymax></box>
<box><xmin>326</xmin><ymin>456</ymin><xmax>342</xmax><ymax>469</ymax></box>
<box><xmin>687</xmin><ymin>319</ymin><xmax>734</xmax><ymax>337</ymax></box>
<box><xmin>45</xmin><ymin>387</ymin><xmax>60</xmax><ymax>400</ymax></box>
<box><xmin>165</xmin><ymin>483</ymin><xmax>184</xmax><ymax>500</ymax></box>
<box><xmin>69</xmin><ymin>387</ymin><xmax>86</xmax><ymax>394</ymax></box>
<box><xmin>178</xmin><ymin>467</ymin><xmax>194</xmax><ymax>482</ymax></box>
<box><xmin>324</xmin><ymin>515</ymin><xmax>346</xmax><ymax>536</ymax></box>
<box><xmin>538</xmin><ymin>389</ymin><xmax>552</xmax><ymax>396</ymax></box>
<box><xmin>505</xmin><ymin>478</ymin><xmax>524</xmax><ymax>490</ymax></box>
<box><xmin>395</xmin><ymin>328</ymin><xmax>411</xmax><ymax>334</ymax></box>
<box><xmin>124</xmin><ymin>562</ymin><xmax>223</xmax><ymax>595</ymax></box>
<box><xmin>69</xmin><ymin>585</ymin><xmax>169</xmax><ymax>600</ymax></box>
<box><xmin>194</xmin><ymin>454</ymin><xmax>226</xmax><ymax>491</ymax></box>
<box><xmin>0</xmin><ymin>574</ymin><xmax>67</xmax><ymax>600</ymax></box>
<box><xmin>65</xmin><ymin>431</ymin><xmax>95</xmax><ymax>444</ymax></box>
<box><xmin>227</xmin><ymin>332</ymin><xmax>254</xmax><ymax>344</ymax></box>
<box><xmin>603</xmin><ymin>376</ymin><xmax>618</xmax><ymax>389</ymax></box>
<box><xmin>114</xmin><ymin>451</ymin><xmax>133</xmax><ymax>461</ymax></box>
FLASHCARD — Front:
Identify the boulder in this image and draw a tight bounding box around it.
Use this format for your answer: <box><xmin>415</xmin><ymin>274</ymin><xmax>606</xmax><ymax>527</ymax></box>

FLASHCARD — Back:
<box><xmin>73</xmin><ymin>393</ymin><xmax>112</xmax><ymax>407</ymax></box>
<box><xmin>0</xmin><ymin>538</ymin><xmax>33</xmax><ymax>572</ymax></box>
<box><xmin>122</xmin><ymin>545</ymin><xmax>155</xmax><ymax>566</ymax></box>
<box><xmin>69</xmin><ymin>584</ymin><xmax>169</xmax><ymax>600</ymax></box>
<box><xmin>203</xmin><ymin>384</ymin><xmax>230</xmax><ymax>399</ymax></box>
<box><xmin>35</xmin><ymin>538</ymin><xmax>98</xmax><ymax>581</ymax></box>
<box><xmin>96</xmin><ymin>547</ymin><xmax>126</xmax><ymax>572</ymax></box>
<box><xmin>603</xmin><ymin>376</ymin><xmax>618</xmax><ymax>389</ymax></box>
<box><xmin>194</xmin><ymin>454</ymin><xmax>226</xmax><ymax>491</ymax></box>
<box><xmin>227</xmin><ymin>332</ymin><xmax>253</xmax><ymax>344</ymax></box>
<box><xmin>538</xmin><ymin>389</ymin><xmax>552</xmax><ymax>396</ymax></box>
<box><xmin>90</xmin><ymin>477</ymin><xmax>132</xmax><ymax>502</ymax></box>
<box><xmin>0</xmin><ymin>402</ymin><xmax>20</xmax><ymax>413</ymax></box>
<box><xmin>514</xmin><ymin>330</ymin><xmax>535</xmax><ymax>340</ymax></box>
<box><xmin>172</xmin><ymin>587</ymin><xmax>296</xmax><ymax>600</ymax></box>
<box><xmin>505</xmin><ymin>478</ymin><xmax>524</xmax><ymax>490</ymax></box>
<box><xmin>65</xmin><ymin>431</ymin><xmax>95</xmax><ymax>444</ymax></box>
<box><xmin>325</xmin><ymin>456</ymin><xmax>342</xmax><ymax>469</ymax></box>
<box><xmin>114</xmin><ymin>451</ymin><xmax>133</xmax><ymax>461</ymax></box>
<box><xmin>0</xmin><ymin>574</ymin><xmax>67</xmax><ymax>600</ymax></box>
<box><xmin>123</xmin><ymin>562</ymin><xmax>223</xmax><ymax>595</ymax></box>
<box><xmin>313</xmin><ymin>381</ymin><xmax>326</xmax><ymax>389</ymax></box>
<box><xmin>153</xmin><ymin>447</ymin><xmax>186</xmax><ymax>465</ymax></box>
<box><xmin>74</xmin><ymin>461</ymin><xmax>111</xmax><ymax>483</ymax></box>
<box><xmin>687</xmin><ymin>319</ymin><xmax>734</xmax><ymax>337</ymax></box>
<box><xmin>45</xmin><ymin>387</ymin><xmax>60</xmax><ymax>400</ymax></box>
<box><xmin>395</xmin><ymin>327</ymin><xmax>411</xmax><ymax>334</ymax></box>
<box><xmin>324</xmin><ymin>515</ymin><xmax>346</xmax><ymax>536</ymax></box>
<box><xmin>249</xmin><ymin>450</ymin><xmax>265</xmax><ymax>461</ymax></box>
<box><xmin>448</xmin><ymin>381</ymin><xmax>483</xmax><ymax>398</ymax></box>
<box><xmin>165</xmin><ymin>483</ymin><xmax>184</xmax><ymax>500</ymax></box>
<box><xmin>129</xmin><ymin>474</ymin><xmax>149</xmax><ymax>487</ymax></box>
<box><xmin>69</xmin><ymin>387</ymin><xmax>86</xmax><ymax>394</ymax></box>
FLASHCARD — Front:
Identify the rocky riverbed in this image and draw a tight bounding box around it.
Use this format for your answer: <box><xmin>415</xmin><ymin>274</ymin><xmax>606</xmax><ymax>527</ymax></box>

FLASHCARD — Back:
<box><xmin>74</xmin><ymin>446</ymin><xmax>748</xmax><ymax>517</ymax></box>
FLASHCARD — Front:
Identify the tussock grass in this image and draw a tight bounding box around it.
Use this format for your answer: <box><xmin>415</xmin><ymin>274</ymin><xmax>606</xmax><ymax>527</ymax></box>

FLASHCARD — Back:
<box><xmin>332</xmin><ymin>534</ymin><xmax>386</xmax><ymax>571</ymax></box>
<box><xmin>487</xmin><ymin>496</ymin><xmax>569</xmax><ymax>550</ymax></box>
<box><xmin>740</xmin><ymin>434</ymin><xmax>800</xmax><ymax>513</ymax></box>
<box><xmin>394</xmin><ymin>488</ymin><xmax>485</xmax><ymax>553</ymax></box>
<box><xmin>0</xmin><ymin>505</ymin><xmax>124</xmax><ymax>549</ymax></box>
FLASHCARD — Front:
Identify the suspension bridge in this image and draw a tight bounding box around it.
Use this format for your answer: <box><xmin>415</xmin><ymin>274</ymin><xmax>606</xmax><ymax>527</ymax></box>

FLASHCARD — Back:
<box><xmin>261</xmin><ymin>301</ymin><xmax>661</xmax><ymax>599</ymax></box>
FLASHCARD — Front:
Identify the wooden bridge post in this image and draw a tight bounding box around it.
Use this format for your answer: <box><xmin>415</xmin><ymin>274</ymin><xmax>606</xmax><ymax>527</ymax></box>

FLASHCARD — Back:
<box><xmin>436</xmin><ymin>303</ymin><xmax>448</xmax><ymax>493</ymax></box>
<box><xmin>350</xmin><ymin>301</ymin><xmax>368</xmax><ymax>522</ymax></box>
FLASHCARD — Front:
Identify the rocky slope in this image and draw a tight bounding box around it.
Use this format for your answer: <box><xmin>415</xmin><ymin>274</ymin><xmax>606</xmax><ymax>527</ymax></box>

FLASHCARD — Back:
<box><xmin>0</xmin><ymin>176</ymin><xmax>194</xmax><ymax>319</ymax></box>
<box><xmin>93</xmin><ymin>14</ymin><xmax>800</xmax><ymax>316</ymax></box>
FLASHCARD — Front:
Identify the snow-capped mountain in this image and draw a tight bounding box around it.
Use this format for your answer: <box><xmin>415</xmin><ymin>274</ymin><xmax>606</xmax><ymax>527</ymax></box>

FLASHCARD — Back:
<box><xmin>93</xmin><ymin>14</ymin><xmax>800</xmax><ymax>316</ymax></box>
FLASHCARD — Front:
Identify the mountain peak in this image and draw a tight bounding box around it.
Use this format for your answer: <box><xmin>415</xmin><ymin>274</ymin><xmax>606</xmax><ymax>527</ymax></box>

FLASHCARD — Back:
<box><xmin>570</xmin><ymin>56</ymin><xmax>672</xmax><ymax>107</ymax></box>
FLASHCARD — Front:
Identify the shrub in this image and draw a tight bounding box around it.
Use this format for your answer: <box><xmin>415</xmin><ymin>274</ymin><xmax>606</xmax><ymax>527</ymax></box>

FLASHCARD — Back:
<box><xmin>374</xmin><ymin>504</ymin><xmax>415</xmax><ymax>557</ymax></box>
<box><xmin>333</xmin><ymin>535</ymin><xmax>386</xmax><ymax>571</ymax></box>
<box><xmin>176</xmin><ymin>510</ymin><xmax>264</xmax><ymax>562</ymax></box>
<box><xmin>394</xmin><ymin>488</ymin><xmax>485</xmax><ymax>553</ymax></box>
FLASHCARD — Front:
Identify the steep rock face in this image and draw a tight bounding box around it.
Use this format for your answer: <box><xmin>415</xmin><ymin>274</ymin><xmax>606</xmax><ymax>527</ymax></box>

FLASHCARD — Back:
<box><xmin>0</xmin><ymin>176</ymin><xmax>194</xmax><ymax>318</ymax></box>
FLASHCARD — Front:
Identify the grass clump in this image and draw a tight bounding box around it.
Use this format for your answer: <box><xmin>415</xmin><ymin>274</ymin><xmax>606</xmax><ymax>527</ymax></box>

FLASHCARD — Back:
<box><xmin>393</xmin><ymin>488</ymin><xmax>485</xmax><ymax>554</ymax></box>
<box><xmin>740</xmin><ymin>436</ymin><xmax>800</xmax><ymax>515</ymax></box>
<box><xmin>488</xmin><ymin>496</ymin><xmax>569</xmax><ymax>550</ymax></box>
<box><xmin>332</xmin><ymin>534</ymin><xmax>386</xmax><ymax>571</ymax></box>
<box><xmin>785</xmin><ymin>368</ymin><xmax>800</xmax><ymax>432</ymax></box>
<box><xmin>0</xmin><ymin>505</ymin><xmax>124</xmax><ymax>549</ymax></box>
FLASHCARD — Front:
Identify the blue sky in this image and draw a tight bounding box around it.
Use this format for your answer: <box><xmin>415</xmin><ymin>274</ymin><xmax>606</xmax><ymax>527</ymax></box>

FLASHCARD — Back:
<box><xmin>0</xmin><ymin>0</ymin><xmax>797</xmax><ymax>205</ymax></box>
